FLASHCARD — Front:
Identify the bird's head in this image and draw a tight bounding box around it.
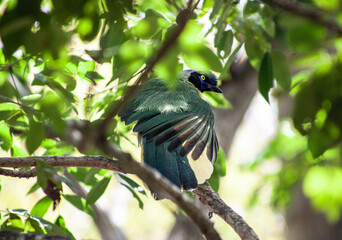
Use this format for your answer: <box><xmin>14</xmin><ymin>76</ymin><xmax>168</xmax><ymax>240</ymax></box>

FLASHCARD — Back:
<box><xmin>181</xmin><ymin>70</ymin><xmax>222</xmax><ymax>93</ymax></box>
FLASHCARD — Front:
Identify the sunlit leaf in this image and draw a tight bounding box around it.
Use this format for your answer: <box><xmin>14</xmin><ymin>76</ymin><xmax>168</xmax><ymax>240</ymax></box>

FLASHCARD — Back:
<box><xmin>303</xmin><ymin>166</ymin><xmax>342</xmax><ymax>222</ymax></box>
<box><xmin>0</xmin><ymin>102</ymin><xmax>20</xmax><ymax>111</ymax></box>
<box><xmin>30</xmin><ymin>197</ymin><xmax>52</xmax><ymax>218</ymax></box>
<box><xmin>21</xmin><ymin>94</ymin><xmax>42</xmax><ymax>105</ymax></box>
<box><xmin>11</xmin><ymin>145</ymin><xmax>27</xmax><ymax>157</ymax></box>
<box><xmin>54</xmin><ymin>215</ymin><xmax>75</xmax><ymax>239</ymax></box>
<box><xmin>0</xmin><ymin>121</ymin><xmax>13</xmax><ymax>151</ymax></box>
<box><xmin>155</xmin><ymin>46</ymin><xmax>182</xmax><ymax>87</ymax></box>
<box><xmin>202</xmin><ymin>91</ymin><xmax>231</xmax><ymax>109</ymax></box>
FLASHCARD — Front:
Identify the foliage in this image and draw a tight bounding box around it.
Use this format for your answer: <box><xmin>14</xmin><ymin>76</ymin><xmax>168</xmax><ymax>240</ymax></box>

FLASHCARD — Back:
<box><xmin>1</xmin><ymin>0</ymin><xmax>342</xmax><ymax>237</ymax></box>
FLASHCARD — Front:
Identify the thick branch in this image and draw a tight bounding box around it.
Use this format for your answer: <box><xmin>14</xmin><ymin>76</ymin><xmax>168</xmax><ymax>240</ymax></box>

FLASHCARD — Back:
<box><xmin>0</xmin><ymin>155</ymin><xmax>126</xmax><ymax>175</ymax></box>
<box><xmin>194</xmin><ymin>182</ymin><xmax>259</xmax><ymax>240</ymax></box>
<box><xmin>263</xmin><ymin>0</ymin><xmax>342</xmax><ymax>35</ymax></box>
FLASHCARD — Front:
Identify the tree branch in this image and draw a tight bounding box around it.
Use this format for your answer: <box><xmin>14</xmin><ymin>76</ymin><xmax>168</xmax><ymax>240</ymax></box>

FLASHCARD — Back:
<box><xmin>0</xmin><ymin>153</ymin><xmax>221</xmax><ymax>240</ymax></box>
<box><xmin>263</xmin><ymin>0</ymin><xmax>342</xmax><ymax>35</ymax></box>
<box><xmin>0</xmin><ymin>155</ymin><xmax>126</xmax><ymax>175</ymax></box>
<box><xmin>194</xmin><ymin>182</ymin><xmax>260</xmax><ymax>240</ymax></box>
<box><xmin>0</xmin><ymin>153</ymin><xmax>258</xmax><ymax>240</ymax></box>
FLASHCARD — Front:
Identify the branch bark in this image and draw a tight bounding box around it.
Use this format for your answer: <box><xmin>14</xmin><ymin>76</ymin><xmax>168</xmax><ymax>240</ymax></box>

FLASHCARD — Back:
<box><xmin>194</xmin><ymin>182</ymin><xmax>259</xmax><ymax>240</ymax></box>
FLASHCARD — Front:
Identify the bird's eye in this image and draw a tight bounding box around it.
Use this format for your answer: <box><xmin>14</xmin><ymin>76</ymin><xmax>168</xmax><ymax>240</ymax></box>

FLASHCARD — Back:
<box><xmin>200</xmin><ymin>75</ymin><xmax>206</xmax><ymax>81</ymax></box>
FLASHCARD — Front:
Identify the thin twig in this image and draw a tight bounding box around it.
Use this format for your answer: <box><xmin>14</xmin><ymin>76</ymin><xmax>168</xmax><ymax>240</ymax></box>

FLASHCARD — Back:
<box><xmin>0</xmin><ymin>168</ymin><xmax>36</xmax><ymax>178</ymax></box>
<box><xmin>0</xmin><ymin>56</ymin><xmax>32</xmax><ymax>72</ymax></box>
<box><xmin>263</xmin><ymin>0</ymin><xmax>342</xmax><ymax>35</ymax></box>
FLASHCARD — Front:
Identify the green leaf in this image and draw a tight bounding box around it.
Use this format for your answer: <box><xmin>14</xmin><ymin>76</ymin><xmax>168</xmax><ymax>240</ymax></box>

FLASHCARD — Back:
<box><xmin>84</xmin><ymin>168</ymin><xmax>101</xmax><ymax>185</ymax></box>
<box><xmin>30</xmin><ymin>197</ymin><xmax>52</xmax><ymax>218</ymax></box>
<box><xmin>21</xmin><ymin>94</ymin><xmax>42</xmax><ymax>105</ymax></box>
<box><xmin>54</xmin><ymin>215</ymin><xmax>75</xmax><ymax>239</ymax></box>
<box><xmin>39</xmin><ymin>92</ymin><xmax>66</xmax><ymax>135</ymax></box>
<box><xmin>86</xmin><ymin>177</ymin><xmax>111</xmax><ymax>205</ymax></box>
<box><xmin>26</xmin><ymin>119</ymin><xmax>45</xmax><ymax>154</ymax></box>
<box><xmin>11</xmin><ymin>145</ymin><xmax>27</xmax><ymax>157</ymax></box>
<box><xmin>258</xmin><ymin>52</ymin><xmax>274</xmax><ymax>103</ymax></box>
<box><xmin>27</xmin><ymin>182</ymin><xmax>40</xmax><ymax>195</ymax></box>
<box><xmin>202</xmin><ymin>91</ymin><xmax>231</xmax><ymax>108</ymax></box>
<box><xmin>0</xmin><ymin>121</ymin><xmax>13</xmax><ymax>151</ymax></box>
<box><xmin>208</xmin><ymin>171</ymin><xmax>220</xmax><ymax>192</ymax></box>
<box><xmin>0</xmin><ymin>102</ymin><xmax>20</xmax><ymax>111</ymax></box>
<box><xmin>78</xmin><ymin>60</ymin><xmax>95</xmax><ymax>74</ymax></box>
<box><xmin>85</xmin><ymin>50</ymin><xmax>112</xmax><ymax>63</ymax></box>
<box><xmin>271</xmin><ymin>50</ymin><xmax>291</xmax><ymax>90</ymax></box>
<box><xmin>63</xmin><ymin>194</ymin><xmax>84</xmax><ymax>211</ymax></box>
<box><xmin>28</xmin><ymin>215</ymin><xmax>70</xmax><ymax>236</ymax></box>
<box><xmin>215</xmin><ymin>30</ymin><xmax>234</xmax><ymax>59</ymax></box>
<box><xmin>216</xmin><ymin>147</ymin><xmax>227</xmax><ymax>177</ymax></box>
<box><xmin>155</xmin><ymin>46</ymin><xmax>182</xmax><ymax>87</ymax></box>
<box><xmin>7</xmin><ymin>208</ymin><xmax>28</xmax><ymax>216</ymax></box>
<box><xmin>100</xmin><ymin>23</ymin><xmax>128</xmax><ymax>49</ymax></box>
<box><xmin>314</xmin><ymin>0</ymin><xmax>340</xmax><ymax>10</ymax></box>
<box><xmin>303</xmin><ymin>166</ymin><xmax>342</xmax><ymax>222</ymax></box>
<box><xmin>63</xmin><ymin>194</ymin><xmax>96</xmax><ymax>218</ymax></box>
<box><xmin>259</xmin><ymin>5</ymin><xmax>275</xmax><ymax>37</ymax></box>
<box><xmin>220</xmin><ymin>42</ymin><xmax>243</xmax><ymax>79</ymax></box>
<box><xmin>118</xmin><ymin>173</ymin><xmax>147</xmax><ymax>196</ymax></box>
<box><xmin>243</xmin><ymin>1</ymin><xmax>260</xmax><ymax>17</ymax></box>
<box><xmin>85</xmin><ymin>71</ymin><xmax>105</xmax><ymax>82</ymax></box>
<box><xmin>245</xmin><ymin>37</ymin><xmax>266</xmax><ymax>69</ymax></box>
<box><xmin>182</xmin><ymin>45</ymin><xmax>222</xmax><ymax>72</ymax></box>
<box><xmin>121</xmin><ymin>183</ymin><xmax>144</xmax><ymax>209</ymax></box>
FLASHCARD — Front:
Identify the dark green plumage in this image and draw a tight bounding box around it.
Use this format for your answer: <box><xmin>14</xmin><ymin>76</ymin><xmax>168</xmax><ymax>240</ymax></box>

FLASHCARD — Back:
<box><xmin>119</xmin><ymin>70</ymin><xmax>221</xmax><ymax>198</ymax></box>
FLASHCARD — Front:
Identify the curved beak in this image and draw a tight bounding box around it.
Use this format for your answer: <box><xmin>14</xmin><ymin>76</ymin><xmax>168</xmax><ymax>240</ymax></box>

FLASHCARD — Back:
<box><xmin>209</xmin><ymin>85</ymin><xmax>223</xmax><ymax>93</ymax></box>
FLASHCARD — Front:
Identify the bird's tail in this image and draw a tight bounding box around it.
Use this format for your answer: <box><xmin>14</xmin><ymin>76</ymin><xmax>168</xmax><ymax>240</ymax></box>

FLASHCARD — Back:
<box><xmin>142</xmin><ymin>137</ymin><xmax>197</xmax><ymax>199</ymax></box>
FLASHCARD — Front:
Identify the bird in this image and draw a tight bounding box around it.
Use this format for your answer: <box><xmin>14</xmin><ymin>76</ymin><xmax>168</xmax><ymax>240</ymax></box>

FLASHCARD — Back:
<box><xmin>119</xmin><ymin>70</ymin><xmax>222</xmax><ymax>199</ymax></box>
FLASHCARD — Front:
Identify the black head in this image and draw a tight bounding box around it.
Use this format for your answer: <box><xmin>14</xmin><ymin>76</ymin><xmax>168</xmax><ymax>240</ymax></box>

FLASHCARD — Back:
<box><xmin>182</xmin><ymin>70</ymin><xmax>222</xmax><ymax>93</ymax></box>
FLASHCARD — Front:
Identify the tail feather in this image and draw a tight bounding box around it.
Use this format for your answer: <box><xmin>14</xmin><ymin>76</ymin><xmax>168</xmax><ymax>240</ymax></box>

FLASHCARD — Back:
<box><xmin>174</xmin><ymin>152</ymin><xmax>197</xmax><ymax>189</ymax></box>
<box><xmin>142</xmin><ymin>136</ymin><xmax>197</xmax><ymax>198</ymax></box>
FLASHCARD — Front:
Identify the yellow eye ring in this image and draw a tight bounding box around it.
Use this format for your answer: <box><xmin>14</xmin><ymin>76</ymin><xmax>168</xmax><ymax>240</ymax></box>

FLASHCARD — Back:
<box><xmin>200</xmin><ymin>75</ymin><xmax>205</xmax><ymax>81</ymax></box>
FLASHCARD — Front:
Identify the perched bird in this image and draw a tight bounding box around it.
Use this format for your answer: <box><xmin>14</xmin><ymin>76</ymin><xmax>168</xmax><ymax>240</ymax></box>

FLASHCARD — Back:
<box><xmin>119</xmin><ymin>70</ymin><xmax>222</xmax><ymax>198</ymax></box>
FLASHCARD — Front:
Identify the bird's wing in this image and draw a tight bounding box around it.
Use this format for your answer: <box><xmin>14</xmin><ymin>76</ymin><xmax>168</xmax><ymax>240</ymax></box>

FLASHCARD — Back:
<box><xmin>119</xmin><ymin>79</ymin><xmax>218</xmax><ymax>189</ymax></box>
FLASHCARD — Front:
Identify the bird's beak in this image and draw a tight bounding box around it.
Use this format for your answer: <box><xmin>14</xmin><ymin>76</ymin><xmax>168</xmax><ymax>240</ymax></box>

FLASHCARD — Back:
<box><xmin>209</xmin><ymin>85</ymin><xmax>223</xmax><ymax>93</ymax></box>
